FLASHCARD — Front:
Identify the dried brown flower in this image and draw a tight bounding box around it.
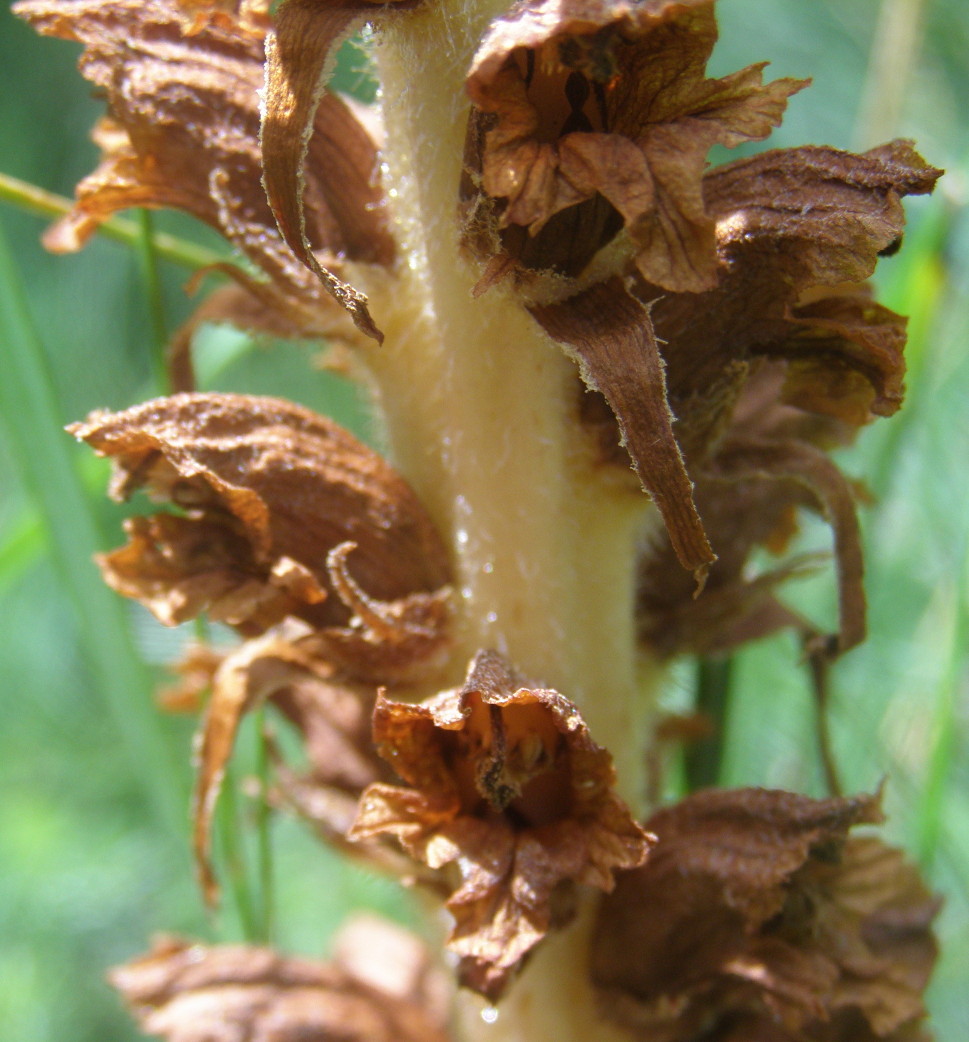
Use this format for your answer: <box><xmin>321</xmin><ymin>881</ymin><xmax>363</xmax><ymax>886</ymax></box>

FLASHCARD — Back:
<box><xmin>349</xmin><ymin>649</ymin><xmax>653</xmax><ymax>1000</ymax></box>
<box><xmin>463</xmin><ymin>0</ymin><xmax>806</xmax><ymax>287</ymax></box>
<box><xmin>629</xmin><ymin>141</ymin><xmax>940</xmax><ymax>655</ymax></box>
<box><xmin>110</xmin><ymin>918</ymin><xmax>453</xmax><ymax>1042</ymax></box>
<box><xmin>591</xmin><ymin>788</ymin><xmax>939</xmax><ymax>1041</ymax></box>
<box><xmin>15</xmin><ymin>0</ymin><xmax>393</xmax><ymax>343</ymax></box>
<box><xmin>70</xmin><ymin>392</ymin><xmax>450</xmax><ymax>635</ymax></box>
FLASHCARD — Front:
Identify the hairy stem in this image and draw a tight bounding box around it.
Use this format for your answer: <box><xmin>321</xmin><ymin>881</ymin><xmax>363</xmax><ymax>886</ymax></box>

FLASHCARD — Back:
<box><xmin>352</xmin><ymin>3</ymin><xmax>662</xmax><ymax>1038</ymax></box>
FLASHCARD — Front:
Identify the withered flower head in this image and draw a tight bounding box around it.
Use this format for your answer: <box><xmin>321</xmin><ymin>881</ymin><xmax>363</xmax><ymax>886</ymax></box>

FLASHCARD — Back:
<box><xmin>464</xmin><ymin>0</ymin><xmax>806</xmax><ymax>287</ymax></box>
<box><xmin>15</xmin><ymin>0</ymin><xmax>395</xmax><ymax>341</ymax></box>
<box><xmin>349</xmin><ymin>649</ymin><xmax>653</xmax><ymax>1000</ymax></box>
<box><xmin>591</xmin><ymin>788</ymin><xmax>939</xmax><ymax>1041</ymax></box>
<box><xmin>70</xmin><ymin>392</ymin><xmax>450</xmax><ymax>635</ymax></box>
<box><xmin>110</xmin><ymin>916</ymin><xmax>453</xmax><ymax>1042</ymax></box>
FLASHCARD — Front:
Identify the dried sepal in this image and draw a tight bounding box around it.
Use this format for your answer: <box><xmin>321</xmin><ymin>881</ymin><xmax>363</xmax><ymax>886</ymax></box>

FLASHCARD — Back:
<box><xmin>464</xmin><ymin>0</ymin><xmax>805</xmax><ymax>286</ymax></box>
<box><xmin>532</xmin><ymin>278</ymin><xmax>714</xmax><ymax>581</ymax></box>
<box><xmin>70</xmin><ymin>393</ymin><xmax>449</xmax><ymax>634</ymax></box>
<box><xmin>15</xmin><ymin>0</ymin><xmax>393</xmax><ymax>337</ymax></box>
<box><xmin>591</xmin><ymin>788</ymin><xmax>938</xmax><ymax>1042</ymax></box>
<box><xmin>349</xmin><ymin>650</ymin><xmax>652</xmax><ymax>1000</ymax></box>
<box><xmin>109</xmin><ymin>926</ymin><xmax>453</xmax><ymax>1042</ymax></box>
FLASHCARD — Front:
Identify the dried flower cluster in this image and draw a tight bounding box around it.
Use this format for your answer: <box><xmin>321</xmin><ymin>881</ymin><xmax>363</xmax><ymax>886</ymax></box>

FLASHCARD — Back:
<box><xmin>16</xmin><ymin>0</ymin><xmax>942</xmax><ymax>1038</ymax></box>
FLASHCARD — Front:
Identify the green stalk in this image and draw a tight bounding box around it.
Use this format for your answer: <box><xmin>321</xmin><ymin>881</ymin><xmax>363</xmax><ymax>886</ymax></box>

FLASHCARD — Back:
<box><xmin>134</xmin><ymin>209</ymin><xmax>170</xmax><ymax>393</ymax></box>
<box><xmin>0</xmin><ymin>215</ymin><xmax>186</xmax><ymax>836</ymax></box>
<box><xmin>915</xmin><ymin>542</ymin><xmax>966</xmax><ymax>869</ymax></box>
<box><xmin>0</xmin><ymin>171</ymin><xmax>226</xmax><ymax>270</ymax></box>
<box><xmin>684</xmin><ymin>656</ymin><xmax>733</xmax><ymax>791</ymax></box>
<box><xmin>254</xmin><ymin>706</ymin><xmax>275</xmax><ymax>944</ymax></box>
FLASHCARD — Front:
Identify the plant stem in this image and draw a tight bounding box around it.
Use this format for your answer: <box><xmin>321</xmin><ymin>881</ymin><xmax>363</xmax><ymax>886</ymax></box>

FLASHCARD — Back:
<box><xmin>353</xmin><ymin>3</ymin><xmax>662</xmax><ymax>1037</ymax></box>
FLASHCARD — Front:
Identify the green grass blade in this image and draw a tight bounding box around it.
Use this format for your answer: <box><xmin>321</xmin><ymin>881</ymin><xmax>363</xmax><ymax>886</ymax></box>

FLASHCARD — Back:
<box><xmin>254</xmin><ymin>707</ymin><xmax>275</xmax><ymax>944</ymax></box>
<box><xmin>134</xmin><ymin>209</ymin><xmax>170</xmax><ymax>393</ymax></box>
<box><xmin>915</xmin><ymin>543</ymin><xmax>966</xmax><ymax>869</ymax></box>
<box><xmin>0</xmin><ymin>215</ymin><xmax>186</xmax><ymax>836</ymax></box>
<box><xmin>0</xmin><ymin>509</ymin><xmax>45</xmax><ymax>595</ymax></box>
<box><xmin>0</xmin><ymin>171</ymin><xmax>227</xmax><ymax>270</ymax></box>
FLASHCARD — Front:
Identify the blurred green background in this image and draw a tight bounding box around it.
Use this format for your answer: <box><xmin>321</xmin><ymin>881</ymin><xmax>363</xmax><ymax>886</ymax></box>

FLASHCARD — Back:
<box><xmin>0</xmin><ymin>0</ymin><xmax>966</xmax><ymax>1038</ymax></box>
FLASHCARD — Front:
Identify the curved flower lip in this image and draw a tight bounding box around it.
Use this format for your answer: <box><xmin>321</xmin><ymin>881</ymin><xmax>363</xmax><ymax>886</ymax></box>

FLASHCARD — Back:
<box><xmin>592</xmin><ymin>787</ymin><xmax>938</xmax><ymax>1042</ymax></box>
<box><xmin>349</xmin><ymin>650</ymin><xmax>653</xmax><ymax>1000</ymax></box>
<box><xmin>464</xmin><ymin>0</ymin><xmax>807</xmax><ymax>287</ymax></box>
<box><xmin>70</xmin><ymin>392</ymin><xmax>451</xmax><ymax>633</ymax></box>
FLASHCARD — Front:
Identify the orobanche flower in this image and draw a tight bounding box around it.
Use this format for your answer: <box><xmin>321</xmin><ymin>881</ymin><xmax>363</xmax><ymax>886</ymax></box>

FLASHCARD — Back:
<box><xmin>350</xmin><ymin>650</ymin><xmax>652</xmax><ymax>999</ymax></box>
<box><xmin>592</xmin><ymin>789</ymin><xmax>939</xmax><ymax>1042</ymax></box>
<box><xmin>17</xmin><ymin>0</ymin><xmax>942</xmax><ymax>1039</ymax></box>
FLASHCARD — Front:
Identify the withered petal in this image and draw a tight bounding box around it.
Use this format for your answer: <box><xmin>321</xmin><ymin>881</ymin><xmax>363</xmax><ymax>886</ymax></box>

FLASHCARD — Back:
<box><xmin>591</xmin><ymin>787</ymin><xmax>897</xmax><ymax>1039</ymax></box>
<box><xmin>71</xmin><ymin>392</ymin><xmax>450</xmax><ymax>633</ymax></box>
<box><xmin>532</xmin><ymin>278</ymin><xmax>715</xmax><ymax>582</ymax></box>
<box><xmin>109</xmin><ymin>932</ymin><xmax>453</xmax><ymax>1042</ymax></box>
<box><xmin>779</xmin><ymin>292</ymin><xmax>909</xmax><ymax>424</ymax></box>
<box><xmin>317</xmin><ymin>542</ymin><xmax>452</xmax><ymax>684</ymax></box>
<box><xmin>96</xmin><ymin>514</ymin><xmax>329</xmax><ymax>630</ymax></box>
<box><xmin>706</xmin><ymin>141</ymin><xmax>941</xmax><ymax>288</ymax></box>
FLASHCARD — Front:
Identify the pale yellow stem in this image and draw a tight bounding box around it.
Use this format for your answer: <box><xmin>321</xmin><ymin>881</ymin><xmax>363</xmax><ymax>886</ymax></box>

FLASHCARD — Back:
<box><xmin>348</xmin><ymin>3</ymin><xmax>663</xmax><ymax>1039</ymax></box>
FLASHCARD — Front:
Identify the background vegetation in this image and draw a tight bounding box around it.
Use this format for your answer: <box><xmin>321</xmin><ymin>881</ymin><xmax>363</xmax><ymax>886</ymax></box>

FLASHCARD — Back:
<box><xmin>0</xmin><ymin>0</ymin><xmax>966</xmax><ymax>1038</ymax></box>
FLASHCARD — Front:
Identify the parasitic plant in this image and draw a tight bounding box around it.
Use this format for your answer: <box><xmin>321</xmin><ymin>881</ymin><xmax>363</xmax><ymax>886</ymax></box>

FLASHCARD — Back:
<box><xmin>13</xmin><ymin>0</ymin><xmax>943</xmax><ymax>1039</ymax></box>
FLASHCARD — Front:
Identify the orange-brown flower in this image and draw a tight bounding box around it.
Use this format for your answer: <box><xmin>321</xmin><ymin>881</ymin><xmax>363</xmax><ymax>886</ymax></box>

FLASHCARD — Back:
<box><xmin>536</xmin><ymin>142</ymin><xmax>940</xmax><ymax>651</ymax></box>
<box><xmin>70</xmin><ymin>392</ymin><xmax>450</xmax><ymax>636</ymax></box>
<box><xmin>110</xmin><ymin>917</ymin><xmax>454</xmax><ymax>1042</ymax></box>
<box><xmin>463</xmin><ymin>0</ymin><xmax>806</xmax><ymax>288</ymax></box>
<box><xmin>591</xmin><ymin>788</ymin><xmax>939</xmax><ymax>1041</ymax></box>
<box><xmin>349</xmin><ymin>650</ymin><xmax>653</xmax><ymax>1000</ymax></box>
<box><xmin>15</xmin><ymin>0</ymin><xmax>395</xmax><ymax>342</ymax></box>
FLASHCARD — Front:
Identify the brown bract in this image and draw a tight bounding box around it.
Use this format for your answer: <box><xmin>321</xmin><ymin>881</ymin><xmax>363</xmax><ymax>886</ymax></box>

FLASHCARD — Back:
<box><xmin>261</xmin><ymin>0</ymin><xmax>415</xmax><ymax>341</ymax></box>
<box><xmin>110</xmin><ymin>920</ymin><xmax>453</xmax><ymax>1042</ymax></box>
<box><xmin>532</xmin><ymin>277</ymin><xmax>714</xmax><ymax>582</ymax></box>
<box><xmin>464</xmin><ymin>0</ymin><xmax>806</xmax><ymax>286</ymax></box>
<box><xmin>14</xmin><ymin>0</ymin><xmax>393</xmax><ymax>342</ymax></box>
<box><xmin>591</xmin><ymin>788</ymin><xmax>939</xmax><ymax>1041</ymax></box>
<box><xmin>70</xmin><ymin>392</ymin><xmax>450</xmax><ymax>634</ymax></box>
<box><xmin>349</xmin><ymin>650</ymin><xmax>653</xmax><ymax>1000</ymax></box>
